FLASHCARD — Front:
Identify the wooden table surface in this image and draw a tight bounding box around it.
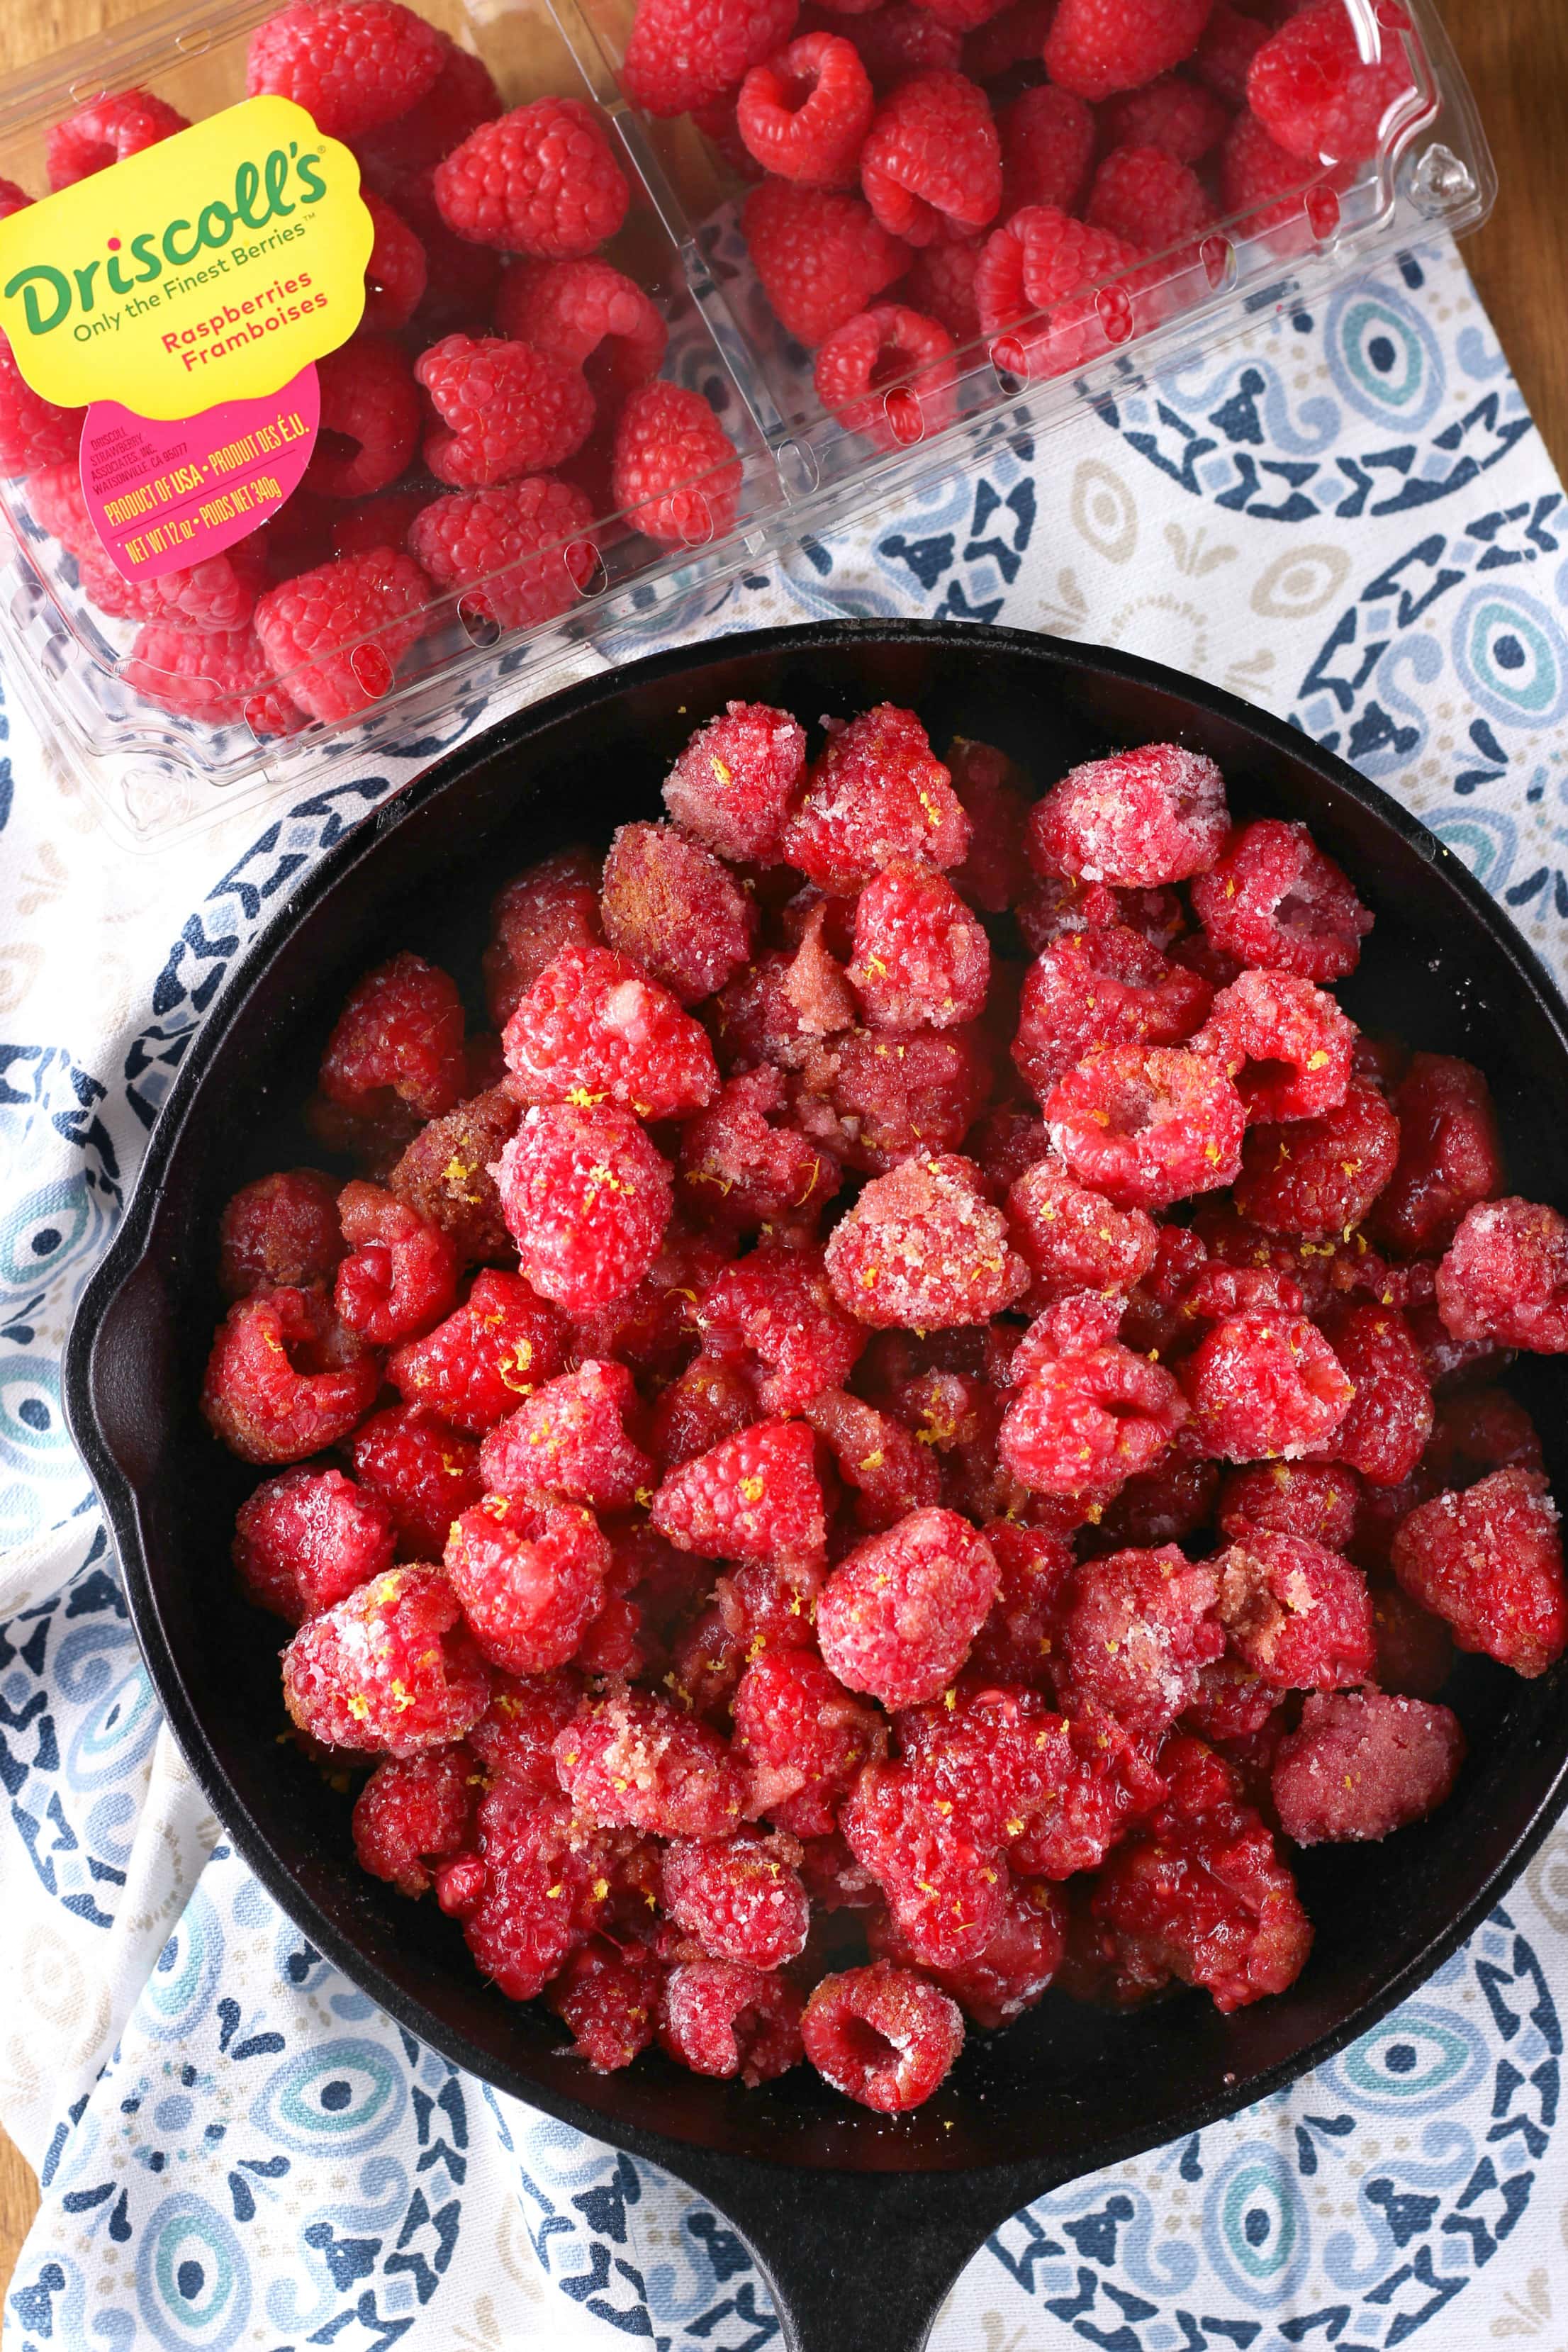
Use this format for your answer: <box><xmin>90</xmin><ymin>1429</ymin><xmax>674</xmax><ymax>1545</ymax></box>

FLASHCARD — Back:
<box><xmin>0</xmin><ymin>0</ymin><xmax>1563</xmax><ymax>2313</ymax></box>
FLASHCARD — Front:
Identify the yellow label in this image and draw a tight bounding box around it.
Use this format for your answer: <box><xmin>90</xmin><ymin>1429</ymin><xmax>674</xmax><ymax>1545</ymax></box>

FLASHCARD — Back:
<box><xmin>0</xmin><ymin>96</ymin><xmax>373</xmax><ymax>420</ymax></box>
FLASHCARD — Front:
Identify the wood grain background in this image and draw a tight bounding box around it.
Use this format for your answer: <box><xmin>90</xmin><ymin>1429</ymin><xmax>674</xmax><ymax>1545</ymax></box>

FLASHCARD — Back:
<box><xmin>0</xmin><ymin>0</ymin><xmax>1562</xmax><ymax>2305</ymax></box>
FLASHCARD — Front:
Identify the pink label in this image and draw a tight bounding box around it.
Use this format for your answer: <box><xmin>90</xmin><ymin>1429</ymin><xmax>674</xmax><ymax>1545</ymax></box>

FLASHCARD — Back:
<box><xmin>79</xmin><ymin>366</ymin><xmax>320</xmax><ymax>581</ymax></box>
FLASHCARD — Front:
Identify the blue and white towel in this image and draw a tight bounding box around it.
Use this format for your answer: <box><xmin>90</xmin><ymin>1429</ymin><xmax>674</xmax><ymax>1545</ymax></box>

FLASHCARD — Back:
<box><xmin>4</xmin><ymin>232</ymin><xmax>1568</xmax><ymax>2352</ymax></box>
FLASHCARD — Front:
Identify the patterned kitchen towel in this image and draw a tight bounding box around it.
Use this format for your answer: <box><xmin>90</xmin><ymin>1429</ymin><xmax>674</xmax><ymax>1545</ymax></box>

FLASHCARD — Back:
<box><xmin>3</xmin><ymin>230</ymin><xmax>1568</xmax><ymax>2352</ymax></box>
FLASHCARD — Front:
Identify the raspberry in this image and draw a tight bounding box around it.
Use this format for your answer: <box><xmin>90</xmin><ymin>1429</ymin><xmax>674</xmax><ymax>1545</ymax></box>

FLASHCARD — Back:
<box><xmin>1219</xmin><ymin>1460</ymin><xmax>1361</xmax><ymax>1552</ymax></box>
<box><xmin>80</xmin><ymin>524</ymin><xmax>267</xmax><ymax>633</ymax></box>
<box><xmin>1193</xmin><ymin>0</ymin><xmax>1267</xmax><ymax>101</ymax></box>
<box><xmin>802</xmin><ymin>1964</ymin><xmax>963</xmax><ymax>2110</ymax></box>
<box><xmin>282</xmin><ymin>1567</ymin><xmax>491</xmax><ymax>1754</ymax></box>
<box><xmin>571</xmin><ymin>1221</ymin><xmax>729</xmax><ymax>1377</ymax></box>
<box><xmin>678</xmin><ymin>1068</ymin><xmax>841</xmax><ymax>1239</ymax></box>
<box><xmin>977</xmin><ymin>201</ymin><xmax>1155</xmax><ymax>378</ymax></box>
<box><xmin>1087</xmin><ymin>142</ymin><xmax>1214</xmax><ymax>247</ymax></box>
<box><xmin>1320</xmin><ymin>1303</ymin><xmax>1433</xmax><ymax>1488</ymax></box>
<box><xmin>1272</xmin><ymin>1689</ymin><xmax>1465</xmax><ymax>1847</ymax></box>
<box><xmin>353</xmin><ymin>1747</ymin><xmax>474</xmax><ymax>1895</ymax></box>
<box><xmin>939</xmin><ymin>737</ymin><xmax>1029</xmax><ymax>913</ymax></box>
<box><xmin>1057</xmin><ymin>1545</ymin><xmax>1221</xmax><ymax>1730</ymax></box>
<box><xmin>658</xmin><ymin>1960</ymin><xmax>804</xmax><ymax>2083</ymax></box>
<box><xmin>233</xmin><ymin>1466</ymin><xmax>395</xmax><ymax>1624</ymax></box>
<box><xmin>45</xmin><ymin>89</ymin><xmax>189</xmax><ymax>189</ymax></box>
<box><xmin>600</xmin><ymin>821</ymin><xmax>758</xmax><ymax>1006</ymax></box>
<box><xmin>962</xmin><ymin>0</ymin><xmax>1058</xmax><ymax>78</ymax></box>
<box><xmin>0</xmin><ymin>338</ymin><xmax>83</xmax><ymax>476</ymax></box>
<box><xmin>1233</xmin><ymin>1080</ymin><xmax>1400</xmax><ymax>1245</ymax></box>
<box><xmin>1435</xmin><ymin>1199</ymin><xmax>1568</xmax><ymax>1353</ymax></box>
<box><xmin>1219</xmin><ymin>110</ymin><xmax>1343</xmax><ymax>240</ymax></box>
<box><xmin>466</xmin><ymin>1667</ymin><xmax>583</xmax><ymax>1790</ymax></box>
<box><xmin>792</xmin><ymin>1024</ymin><xmax>990</xmax><ymax>1175</ymax></box>
<box><xmin>904</xmin><ymin>235</ymin><xmax>984</xmax><ymax>340</ymax></box>
<box><xmin>661</xmin><ymin>1829</ymin><xmax>810</xmax><ymax>1968</ymax></box>
<box><xmin>1367</xmin><ymin>1577</ymin><xmax>1455</xmax><ymax>1701</ymax></box>
<box><xmin>853</xmin><ymin>5</ymin><xmax>965</xmax><ymax>88</ymax></box>
<box><xmin>1090</xmin><ymin>1424</ymin><xmax>1221</xmax><ymax>1551</ymax></box>
<box><xmin>493</xmin><ymin>257</ymin><xmax>668</xmax><ymax>404</ymax></box>
<box><xmin>841</xmin><ymin>1757</ymin><xmax>1008</xmax><ymax>1963</ymax></box>
<box><xmin>650</xmin><ymin>1353</ymin><xmax>759</xmax><ymax>1473</ymax></box>
<box><xmin>348</xmin><ymin>1404</ymin><xmax>483</xmax><ymax>1558</ymax></box>
<box><xmin>387</xmin><ymin>1087</ymin><xmax>522</xmax><ymax>1266</ymax></box>
<box><xmin>253</xmin><ymin>549</ymin><xmax>431</xmax><ymax>724</ymax></box>
<box><xmin>1391</xmin><ymin>1467</ymin><xmax>1566</xmax><ymax>1678</ymax></box>
<box><xmin>610</xmin><ymin>382</ymin><xmax>744</xmax><ymax>548</ymax></box>
<box><xmin>1181</xmin><ymin>1309</ymin><xmax>1353</xmax><ymax>1463</ymax></box>
<box><xmin>479</xmin><ymin>1361</ymin><xmax>653</xmax><ymax>1510</ymax></box>
<box><xmin>824</xmin><ymin>1152</ymin><xmax>1028</xmax><ymax>1328</ymax></box>
<box><xmin>998</xmin><ymin>86</ymin><xmax>1097</xmax><ymax>215</ymax></box>
<box><xmin>664</xmin><ymin>701</ymin><xmax>807</xmax><ymax>864</ymax></box>
<box><xmin>1031</xmin><ymin>743</ymin><xmax>1229</xmax><ymax>887</ymax></box>
<box><xmin>483</xmin><ymin>849</ymin><xmax>603</xmax><ymax>1029</ymax></box>
<box><xmin>813</xmin><ymin>303</ymin><xmax>958</xmax><ymax>452</ymax></box>
<box><xmin>415</xmin><ymin>335</ymin><xmax>594</xmax><ymax>488</ymax></box>
<box><xmin>356</xmin><ymin>40</ymin><xmax>503</xmax><ymax>182</ymax></box>
<box><xmin>732</xmin><ymin>1648</ymin><xmax>885</xmax><ymax>1832</ymax></box>
<box><xmin>408</xmin><ymin>478</ymin><xmax>595</xmax><ymax>631</ymax></box>
<box><xmin>622</xmin><ymin>0</ymin><xmax>800</xmax><ymax>115</ymax></box>
<box><xmin>453</xmin><ymin>1789</ymin><xmax>605</xmax><ymax>1996</ymax></box>
<box><xmin>743</xmin><ymin>180</ymin><xmax>911</xmax><ymax>347</ymax></box>
<box><xmin>698</xmin><ymin>1244</ymin><xmax>865</xmax><ymax>1411</ymax></box>
<box><xmin>0</xmin><ymin>180</ymin><xmax>30</xmax><ymax>220</ymax></box>
<box><xmin>1195</xmin><ymin>969</ymin><xmax>1355</xmax><ymax>1124</ymax></box>
<box><xmin>1248</xmin><ymin>0</ymin><xmax>1417</xmax><ymax>165</ymax></box>
<box><xmin>1189</xmin><ymin>819</ymin><xmax>1373</xmax><ymax>982</ymax></box>
<box><xmin>1213</xmin><ymin>1528</ymin><xmax>1374</xmax><ymax>1690</ymax></box>
<box><xmin>1100</xmin><ymin>72</ymin><xmax>1230</xmax><ymax>161</ymax></box>
<box><xmin>1369</xmin><ymin>1055</ymin><xmax>1503</xmax><ymax>1260</ymax></box>
<box><xmin>495</xmin><ymin>1105</ymin><xmax>673</xmax><ymax>1314</ymax></box>
<box><xmin>1012</xmin><ymin>925</ymin><xmax>1211</xmax><ymax>1100</ymax></box>
<box><xmin>1046</xmin><ymin>1043</ymin><xmax>1245</xmax><ymax>1211</ymax></box>
<box><xmin>843</xmin><ymin>866</ymin><xmax>987</xmax><ymax>1028</ymax></box>
<box><xmin>651</xmin><ymin>1420</ymin><xmax>827</xmax><ymax>1564</ymax></box>
<box><xmin>319</xmin><ymin>952</ymin><xmax>466</xmax><ymax>1133</ymax></box>
<box><xmin>359</xmin><ymin>191</ymin><xmax>427</xmax><ymax>332</ymax></box>
<box><xmin>969</xmin><ymin>1106</ymin><xmax>1050</xmax><ymax>1193</ymax></box>
<box><xmin>407</xmin><ymin>213</ymin><xmax>504</xmax><ymax>337</ymax></box>
<box><xmin>444</xmin><ymin>1496</ymin><xmax>610</xmax><ymax>1671</ymax></box>
<box><xmin>1007</xmin><ymin>1159</ymin><xmax>1158</xmax><ymax>1305</ymax></box>
<box><xmin>804</xmin><ymin>1387</ymin><xmax>942</xmax><ymax>1533</ymax></box>
<box><xmin>1092</xmin><ymin>1735</ymin><xmax>1313</xmax><ymax>2012</ymax></box>
<box><xmin>860</xmin><ymin>70</ymin><xmax>1002</xmax><ymax>245</ymax></box>
<box><xmin>739</xmin><ymin>31</ymin><xmax>875</xmax><ymax>185</ymax></box>
<box><xmin>545</xmin><ymin>1936</ymin><xmax>664</xmax><ymax>2071</ymax></box>
<box><xmin>968</xmin><ymin>1521</ymin><xmax>1076</xmax><ymax>1686</ymax></box>
<box><xmin>219</xmin><ymin>1169</ymin><xmax>342</xmax><ymax>1299</ymax></box>
<box><xmin>432</xmin><ymin>100</ymin><xmax>629</xmax><ymax>256</ymax></box>
<box><xmin>1044</xmin><ymin>0</ymin><xmax>1215</xmax><ymax>99</ymax></box>
<box><xmin>1423</xmin><ymin>1387</ymin><xmax>1542</xmax><ymax>1491</ymax></box>
<box><xmin>818</xmin><ymin>1506</ymin><xmax>997</xmax><ymax>1706</ymax></box>
<box><xmin>334</xmin><ymin>1180</ymin><xmax>460</xmax><ymax>1347</ymax></box>
<box><xmin>503</xmin><ymin>941</ymin><xmax>718</xmax><ymax>1120</ymax></box>
<box><xmin>783</xmin><ymin>705</ymin><xmax>969</xmax><ymax>891</ymax></box>
<box><xmin>202</xmin><ymin>1287</ymin><xmax>379</xmax><ymax>1465</ymax></box>
<box><xmin>327</xmin><ymin>491</ymin><xmax>432</xmax><ymax>563</ymax></box>
<box><xmin>247</xmin><ymin>1</ymin><xmax>446</xmax><ymax>139</ymax></box>
<box><xmin>556</xmin><ymin>1684</ymin><xmax>747</xmax><ymax>1838</ymax></box>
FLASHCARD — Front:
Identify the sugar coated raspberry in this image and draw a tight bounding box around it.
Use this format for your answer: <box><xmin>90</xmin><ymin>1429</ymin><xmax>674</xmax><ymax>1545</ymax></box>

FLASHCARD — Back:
<box><xmin>1100</xmin><ymin>72</ymin><xmax>1230</xmax><ymax>162</ymax></box>
<box><xmin>1435</xmin><ymin>1199</ymin><xmax>1568</xmax><ymax>1354</ymax></box>
<box><xmin>1321</xmin><ymin>1303</ymin><xmax>1433</xmax><ymax>1488</ymax></box>
<box><xmin>783</xmin><ymin>705</ymin><xmax>968</xmax><ymax>892</ymax></box>
<box><xmin>1044</xmin><ymin>0</ymin><xmax>1215</xmax><ymax>99</ymax></box>
<box><xmin>320</xmin><ymin>951</ymin><xmax>466</xmax><ymax>1129</ymax></box>
<box><xmin>539</xmin><ymin>1934</ymin><xmax>661</xmax><ymax>2070</ymax></box>
<box><xmin>877</xmin><ymin>1874</ymin><xmax>1065</xmax><ymax>2028</ymax></box>
<box><xmin>1006</xmin><ymin>1160</ymin><xmax>1158</xmax><ymax>1305</ymax></box>
<box><xmin>1213</xmin><ymin>1528</ymin><xmax>1374</xmax><ymax>1691</ymax></box>
<box><xmin>283</xmin><ymin>1567</ymin><xmax>491</xmax><ymax>1754</ymax></box>
<box><xmin>623</xmin><ymin>0</ymin><xmax>800</xmax><ymax>116</ymax></box>
<box><xmin>408</xmin><ymin>478</ymin><xmax>595</xmax><ymax>630</ymax></box>
<box><xmin>1046</xmin><ymin>1043</ymin><xmax>1245</xmax><ymax>1212</ymax></box>
<box><xmin>698</xmin><ymin>1243</ymin><xmax>865</xmax><ymax>1411</ymax></box>
<box><xmin>659</xmin><ymin>1959</ymin><xmax>804</xmax><ymax>2083</ymax></box>
<box><xmin>600</xmin><ymin>821</ymin><xmax>757</xmax><ymax>1006</ymax></box>
<box><xmin>247</xmin><ymin>1</ymin><xmax>445</xmax><ymax>138</ymax></box>
<box><xmin>444</xmin><ymin>1496</ymin><xmax>609</xmax><ymax>1671</ymax></box>
<box><xmin>495</xmin><ymin>1105</ymin><xmax>673</xmax><ymax>1314</ymax></box>
<box><xmin>664</xmin><ymin>701</ymin><xmax>806</xmax><ymax>864</ymax></box>
<box><xmin>1370</xmin><ymin>1054</ymin><xmax>1503</xmax><ymax>1259</ymax></box>
<box><xmin>738</xmin><ymin>31</ymin><xmax>874</xmax><ymax>185</ymax></box>
<box><xmin>503</xmin><ymin>940</ymin><xmax>717</xmax><ymax>1119</ymax></box>
<box><xmin>202</xmin><ymin>1287</ymin><xmax>379</xmax><ymax>1465</ymax></box>
<box><xmin>360</xmin><ymin>193</ymin><xmax>428</xmax><ymax>331</ymax></box>
<box><xmin>1062</xmin><ymin>1545</ymin><xmax>1223</xmax><ymax>1732</ymax></box>
<box><xmin>611</xmin><ymin>382</ymin><xmax>744</xmax><ymax>548</ymax></box>
<box><xmin>845</xmin><ymin>867</ymin><xmax>988</xmax><ymax>1028</ymax></box>
<box><xmin>1219</xmin><ymin>1460</ymin><xmax>1361</xmax><ymax>1552</ymax></box>
<box><xmin>1012</xmin><ymin>925</ymin><xmax>1211</xmax><ymax>1102</ymax></box>
<box><xmin>818</xmin><ymin>1506</ymin><xmax>997</xmax><ymax>1706</ymax></box>
<box><xmin>859</xmin><ymin>69</ymin><xmax>1002</xmax><ymax>246</ymax></box>
<box><xmin>254</xmin><ymin>549</ymin><xmax>430</xmax><ymax>724</ymax></box>
<box><xmin>805</xmin><ymin>1386</ymin><xmax>941</xmax><ymax>1533</ymax></box>
<box><xmin>386</xmin><ymin>1089</ymin><xmax>520</xmax><ymax>1268</ymax></box>
<box><xmin>792</xmin><ymin>1024</ymin><xmax>990</xmax><ymax>1175</ymax></box>
<box><xmin>416</xmin><ymin>334</ymin><xmax>593</xmax><ymax>488</ymax></box>
<box><xmin>814</xmin><ymin>303</ymin><xmax>957</xmax><ymax>452</ymax></box>
<box><xmin>1181</xmin><ymin>1309</ymin><xmax>1353</xmax><ymax>1462</ymax></box>
<box><xmin>975</xmin><ymin>203</ymin><xmax>1148</xmax><ymax>379</ymax></box>
<box><xmin>347</xmin><ymin>1404</ymin><xmax>483</xmax><ymax>1558</ymax></box>
<box><xmin>479</xmin><ymin>1360</ymin><xmax>652</xmax><ymax>1510</ymax></box>
<box><xmin>661</xmin><ymin>1829</ymin><xmax>810</xmax><ymax>1968</ymax></box>
<box><xmin>334</xmin><ymin>1180</ymin><xmax>460</xmax><ymax>1347</ymax></box>
<box><xmin>432</xmin><ymin>99</ymin><xmax>629</xmax><ymax>257</ymax></box>
<box><xmin>218</xmin><ymin>1169</ymin><xmax>342</xmax><ymax>1300</ymax></box>
<box><xmin>1087</xmin><ymin>142</ymin><xmax>1214</xmax><ymax>250</ymax></box>
<box><xmin>454</xmin><ymin>1787</ymin><xmax>608</xmax><ymax>1995</ymax></box>
<box><xmin>233</xmin><ymin>1467</ymin><xmax>395</xmax><ymax>1624</ymax></box>
<box><xmin>1001</xmin><ymin>1311</ymin><xmax>1189</xmax><ymax>1499</ymax></box>
<box><xmin>743</xmin><ymin>179</ymin><xmax>910</xmax><ymax>347</ymax></box>
<box><xmin>1248</xmin><ymin>0</ymin><xmax>1418</xmax><ymax>166</ymax></box>
<box><xmin>1032</xmin><ymin>744</ymin><xmax>1229</xmax><ymax>886</ymax></box>
<box><xmin>1234</xmin><ymin>1080</ymin><xmax>1401</xmax><ymax>1246</ymax></box>
<box><xmin>45</xmin><ymin>89</ymin><xmax>189</xmax><ymax>189</ymax></box>
<box><xmin>0</xmin><ymin>339</ymin><xmax>82</xmax><ymax>477</ymax></box>
<box><xmin>678</xmin><ymin>1068</ymin><xmax>841</xmax><ymax>1240</ymax></box>
<box><xmin>1196</xmin><ymin>969</ymin><xmax>1355</xmax><ymax>1124</ymax></box>
<box><xmin>802</xmin><ymin>1963</ymin><xmax>963</xmax><ymax>2111</ymax></box>
<box><xmin>484</xmin><ymin>849</ymin><xmax>603</xmax><ymax>1029</ymax></box>
<box><xmin>651</xmin><ymin>1419</ymin><xmax>827</xmax><ymax>1564</ymax></box>
<box><xmin>1272</xmin><ymin>1689</ymin><xmax>1464</xmax><ymax>1847</ymax></box>
<box><xmin>353</xmin><ymin>1747</ymin><xmax>474</xmax><ymax>1894</ymax></box>
<box><xmin>556</xmin><ymin>1684</ymin><xmax>746</xmax><ymax>1838</ymax></box>
<box><xmin>825</xmin><ymin>1153</ymin><xmax>1028</xmax><ymax>1329</ymax></box>
<box><xmin>1391</xmin><ymin>1468</ymin><xmax>1566</xmax><ymax>1678</ymax></box>
<box><xmin>464</xmin><ymin>1667</ymin><xmax>582</xmax><ymax>1791</ymax></box>
<box><xmin>1190</xmin><ymin>818</ymin><xmax>1373</xmax><ymax>982</ymax></box>
<box><xmin>999</xmin><ymin>86</ymin><xmax>1097</xmax><ymax>215</ymax></box>
<box><xmin>732</xmin><ymin>1648</ymin><xmax>884</xmax><ymax>1832</ymax></box>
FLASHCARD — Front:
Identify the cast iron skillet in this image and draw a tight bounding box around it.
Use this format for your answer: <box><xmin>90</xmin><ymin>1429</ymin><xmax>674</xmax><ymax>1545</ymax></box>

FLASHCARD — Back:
<box><xmin>65</xmin><ymin>621</ymin><xmax>1568</xmax><ymax>2352</ymax></box>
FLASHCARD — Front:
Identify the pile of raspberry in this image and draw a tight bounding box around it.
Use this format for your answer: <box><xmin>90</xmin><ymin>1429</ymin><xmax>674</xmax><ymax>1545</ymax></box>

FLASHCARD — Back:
<box><xmin>4</xmin><ymin>0</ymin><xmax>744</xmax><ymax>738</ymax></box>
<box><xmin>203</xmin><ymin>697</ymin><xmax>1565</xmax><ymax>2114</ymax></box>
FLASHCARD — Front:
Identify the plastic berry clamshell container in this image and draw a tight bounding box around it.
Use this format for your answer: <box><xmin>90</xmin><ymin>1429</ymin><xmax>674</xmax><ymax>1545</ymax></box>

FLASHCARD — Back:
<box><xmin>0</xmin><ymin>0</ymin><xmax>1495</xmax><ymax>847</ymax></box>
